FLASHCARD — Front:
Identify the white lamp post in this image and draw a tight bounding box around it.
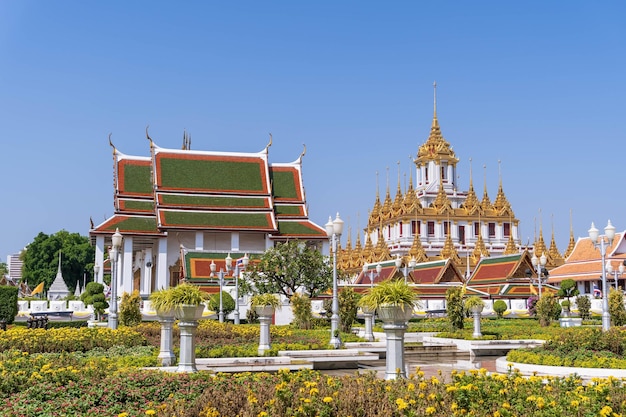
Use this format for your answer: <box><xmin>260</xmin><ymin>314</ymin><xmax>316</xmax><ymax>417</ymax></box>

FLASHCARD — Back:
<box><xmin>325</xmin><ymin>212</ymin><xmax>344</xmax><ymax>349</ymax></box>
<box><xmin>93</xmin><ymin>264</ymin><xmax>100</xmax><ymax>286</ymax></box>
<box><xmin>531</xmin><ymin>252</ymin><xmax>548</xmax><ymax>296</ymax></box>
<box><xmin>395</xmin><ymin>255</ymin><xmax>417</xmax><ymax>284</ymax></box>
<box><xmin>362</xmin><ymin>262</ymin><xmax>382</xmax><ymax>342</ymax></box>
<box><xmin>589</xmin><ymin>220</ymin><xmax>616</xmax><ymax>332</ymax></box>
<box><xmin>209</xmin><ymin>260</ymin><xmax>226</xmax><ymax>323</ymax></box>
<box><xmin>606</xmin><ymin>260</ymin><xmax>625</xmax><ymax>290</ymax></box>
<box><xmin>109</xmin><ymin>228</ymin><xmax>123</xmax><ymax>330</ymax></box>
<box><xmin>225</xmin><ymin>253</ymin><xmax>249</xmax><ymax>324</ymax></box>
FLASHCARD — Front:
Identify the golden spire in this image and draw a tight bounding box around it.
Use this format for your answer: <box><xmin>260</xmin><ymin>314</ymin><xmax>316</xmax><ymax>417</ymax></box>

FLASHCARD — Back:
<box><xmin>564</xmin><ymin>209</ymin><xmax>576</xmax><ymax>259</ymax></box>
<box><xmin>380</xmin><ymin>167</ymin><xmax>393</xmax><ymax>220</ymax></box>
<box><xmin>408</xmin><ymin>227</ymin><xmax>428</xmax><ymax>263</ymax></box>
<box><xmin>548</xmin><ymin>214</ymin><xmax>564</xmax><ymax>266</ymax></box>
<box><xmin>480</xmin><ymin>164</ymin><xmax>493</xmax><ymax>212</ymax></box>
<box><xmin>392</xmin><ymin>161</ymin><xmax>403</xmax><ymax>217</ymax></box>
<box><xmin>472</xmin><ymin>232</ymin><xmax>490</xmax><ymax>262</ymax></box>
<box><xmin>374</xmin><ymin>220</ymin><xmax>392</xmax><ymax>262</ymax></box>
<box><xmin>534</xmin><ymin>210</ymin><xmax>548</xmax><ymax>259</ymax></box>
<box><xmin>503</xmin><ymin>233</ymin><xmax>518</xmax><ymax>255</ymax></box>
<box><xmin>492</xmin><ymin>160</ymin><xmax>513</xmax><ymax>217</ymax></box>
<box><xmin>362</xmin><ymin>222</ymin><xmax>375</xmax><ymax>263</ymax></box>
<box><xmin>431</xmin><ymin>180</ymin><xmax>453</xmax><ymax>214</ymax></box>
<box><xmin>461</xmin><ymin>157</ymin><xmax>481</xmax><ymax>215</ymax></box>
<box><xmin>416</xmin><ymin>82</ymin><xmax>458</xmax><ymax>164</ymax></box>
<box><xmin>368</xmin><ymin>171</ymin><xmax>382</xmax><ymax>227</ymax></box>
<box><xmin>440</xmin><ymin>234</ymin><xmax>461</xmax><ymax>263</ymax></box>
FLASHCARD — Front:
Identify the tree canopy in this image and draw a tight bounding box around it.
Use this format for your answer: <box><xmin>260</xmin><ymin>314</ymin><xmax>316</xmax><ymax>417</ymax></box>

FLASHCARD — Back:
<box><xmin>0</xmin><ymin>261</ymin><xmax>7</xmax><ymax>277</ymax></box>
<box><xmin>21</xmin><ymin>230</ymin><xmax>94</xmax><ymax>294</ymax></box>
<box><xmin>242</xmin><ymin>240</ymin><xmax>332</xmax><ymax>299</ymax></box>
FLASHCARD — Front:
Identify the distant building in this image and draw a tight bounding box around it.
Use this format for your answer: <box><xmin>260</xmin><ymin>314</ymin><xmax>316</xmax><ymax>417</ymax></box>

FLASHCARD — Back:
<box><xmin>7</xmin><ymin>252</ymin><xmax>23</xmax><ymax>282</ymax></box>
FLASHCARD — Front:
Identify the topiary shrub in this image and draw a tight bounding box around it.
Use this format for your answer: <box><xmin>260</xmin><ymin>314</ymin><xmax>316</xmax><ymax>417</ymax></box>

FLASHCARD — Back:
<box><xmin>493</xmin><ymin>300</ymin><xmax>508</xmax><ymax>319</ymax></box>
<box><xmin>0</xmin><ymin>286</ymin><xmax>18</xmax><ymax>325</ymax></box>
<box><xmin>209</xmin><ymin>291</ymin><xmax>235</xmax><ymax>318</ymax></box>
<box><xmin>119</xmin><ymin>290</ymin><xmax>142</xmax><ymax>327</ymax></box>
<box><xmin>609</xmin><ymin>288</ymin><xmax>626</xmax><ymax>326</ymax></box>
<box><xmin>576</xmin><ymin>295</ymin><xmax>591</xmax><ymax>320</ymax></box>
<box><xmin>81</xmin><ymin>282</ymin><xmax>108</xmax><ymax>321</ymax></box>
<box><xmin>446</xmin><ymin>286</ymin><xmax>465</xmax><ymax>329</ymax></box>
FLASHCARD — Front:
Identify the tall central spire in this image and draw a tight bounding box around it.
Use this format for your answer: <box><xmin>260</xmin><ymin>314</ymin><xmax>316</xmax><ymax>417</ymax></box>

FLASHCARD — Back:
<box><xmin>433</xmin><ymin>81</ymin><xmax>438</xmax><ymax>118</ymax></box>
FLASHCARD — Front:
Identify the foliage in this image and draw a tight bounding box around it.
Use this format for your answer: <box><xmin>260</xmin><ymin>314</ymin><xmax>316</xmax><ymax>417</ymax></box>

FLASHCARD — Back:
<box><xmin>242</xmin><ymin>240</ymin><xmax>332</xmax><ymax>299</ymax></box>
<box><xmin>508</xmin><ymin>327</ymin><xmax>626</xmax><ymax>368</ymax></box>
<box><xmin>358</xmin><ymin>279</ymin><xmax>420</xmax><ymax>311</ymax></box>
<box><xmin>575</xmin><ymin>295</ymin><xmax>592</xmax><ymax>320</ymax></box>
<box><xmin>526</xmin><ymin>295</ymin><xmax>538</xmax><ymax>317</ymax></box>
<box><xmin>80</xmin><ymin>282</ymin><xmax>108</xmax><ymax>320</ymax></box>
<box><xmin>493</xmin><ymin>300</ymin><xmax>508</xmax><ymax>319</ymax></box>
<box><xmin>290</xmin><ymin>292</ymin><xmax>313</xmax><ymax>330</ymax></box>
<box><xmin>21</xmin><ymin>230</ymin><xmax>94</xmax><ymax>295</ymax></box>
<box><xmin>535</xmin><ymin>293</ymin><xmax>561</xmax><ymax>327</ymax></box>
<box><xmin>557</xmin><ymin>278</ymin><xmax>579</xmax><ymax>302</ymax></box>
<box><xmin>464</xmin><ymin>296</ymin><xmax>484</xmax><ymax>312</ymax></box>
<box><xmin>250</xmin><ymin>293</ymin><xmax>281</xmax><ymax>309</ymax></box>
<box><xmin>609</xmin><ymin>287</ymin><xmax>626</xmax><ymax>326</ymax></box>
<box><xmin>446</xmin><ymin>286</ymin><xmax>465</xmax><ymax>329</ymax></box>
<box><xmin>0</xmin><ymin>286</ymin><xmax>18</xmax><ymax>324</ymax></box>
<box><xmin>560</xmin><ymin>299</ymin><xmax>570</xmax><ymax>311</ymax></box>
<box><xmin>0</xmin><ymin>261</ymin><xmax>7</xmax><ymax>277</ymax></box>
<box><xmin>338</xmin><ymin>287</ymin><xmax>361</xmax><ymax>333</ymax></box>
<box><xmin>148</xmin><ymin>283</ymin><xmax>208</xmax><ymax>314</ymax></box>
<box><xmin>119</xmin><ymin>290</ymin><xmax>142</xmax><ymax>326</ymax></box>
<box><xmin>208</xmin><ymin>290</ymin><xmax>235</xmax><ymax>316</ymax></box>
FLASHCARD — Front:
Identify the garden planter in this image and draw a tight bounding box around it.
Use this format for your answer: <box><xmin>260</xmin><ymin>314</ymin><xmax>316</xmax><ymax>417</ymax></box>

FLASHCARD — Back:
<box><xmin>377</xmin><ymin>303</ymin><xmax>414</xmax><ymax>380</ymax></box>
<box><xmin>361</xmin><ymin>305</ymin><xmax>376</xmax><ymax>342</ymax></box>
<box><xmin>255</xmin><ymin>305</ymin><xmax>275</xmax><ymax>355</ymax></box>
<box><xmin>469</xmin><ymin>304</ymin><xmax>484</xmax><ymax>338</ymax></box>
<box><xmin>175</xmin><ymin>304</ymin><xmax>205</xmax><ymax>373</ymax></box>
<box><xmin>156</xmin><ymin>309</ymin><xmax>176</xmax><ymax>367</ymax></box>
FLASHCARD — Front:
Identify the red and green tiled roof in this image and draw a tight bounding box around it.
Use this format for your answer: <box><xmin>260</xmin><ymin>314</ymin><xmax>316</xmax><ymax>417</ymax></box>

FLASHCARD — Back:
<box><xmin>269</xmin><ymin>166</ymin><xmax>303</xmax><ymax>202</ymax></box>
<box><xmin>468</xmin><ymin>253</ymin><xmax>529</xmax><ymax>285</ymax></box>
<box><xmin>157</xmin><ymin>194</ymin><xmax>271</xmax><ymax>210</ymax></box>
<box><xmin>118</xmin><ymin>198</ymin><xmax>155</xmax><ymax>214</ymax></box>
<box><xmin>276</xmin><ymin>220</ymin><xmax>327</xmax><ymax>238</ymax></box>
<box><xmin>154</xmin><ymin>152</ymin><xmax>270</xmax><ymax>194</ymax></box>
<box><xmin>274</xmin><ymin>204</ymin><xmax>306</xmax><ymax>217</ymax></box>
<box><xmin>92</xmin><ymin>214</ymin><xmax>163</xmax><ymax>236</ymax></box>
<box><xmin>158</xmin><ymin>210</ymin><xmax>276</xmax><ymax>231</ymax></box>
<box><xmin>116</xmin><ymin>158</ymin><xmax>153</xmax><ymax>197</ymax></box>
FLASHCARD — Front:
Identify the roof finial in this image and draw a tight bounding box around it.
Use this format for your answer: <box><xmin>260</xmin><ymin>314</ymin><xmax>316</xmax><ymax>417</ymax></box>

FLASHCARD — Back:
<box><xmin>469</xmin><ymin>157</ymin><xmax>473</xmax><ymax>187</ymax></box>
<box><xmin>375</xmin><ymin>171</ymin><xmax>380</xmax><ymax>199</ymax></box>
<box><xmin>498</xmin><ymin>159</ymin><xmax>502</xmax><ymax>186</ymax></box>
<box><xmin>267</xmin><ymin>133</ymin><xmax>273</xmax><ymax>149</ymax></box>
<box><xmin>145</xmin><ymin>125</ymin><xmax>153</xmax><ymax>146</ymax></box>
<box><xmin>433</xmin><ymin>80</ymin><xmax>437</xmax><ymax>118</ymax></box>
<box><xmin>108</xmin><ymin>133</ymin><xmax>116</xmax><ymax>155</ymax></box>
<box><xmin>299</xmin><ymin>143</ymin><xmax>306</xmax><ymax>161</ymax></box>
<box><xmin>483</xmin><ymin>164</ymin><xmax>487</xmax><ymax>195</ymax></box>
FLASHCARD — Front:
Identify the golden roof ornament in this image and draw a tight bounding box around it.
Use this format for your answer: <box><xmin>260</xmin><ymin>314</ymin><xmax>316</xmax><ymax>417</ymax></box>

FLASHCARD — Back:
<box><xmin>440</xmin><ymin>234</ymin><xmax>461</xmax><ymax>264</ymax></box>
<box><xmin>430</xmin><ymin>181</ymin><xmax>453</xmax><ymax>215</ymax></box>
<box><xmin>503</xmin><ymin>233</ymin><xmax>518</xmax><ymax>255</ymax></box>
<box><xmin>563</xmin><ymin>209</ymin><xmax>576</xmax><ymax>259</ymax></box>
<box><xmin>368</xmin><ymin>172</ymin><xmax>382</xmax><ymax>227</ymax></box>
<box><xmin>416</xmin><ymin>82</ymin><xmax>459</xmax><ymax>164</ymax></box>
<box><xmin>547</xmin><ymin>215</ymin><xmax>564</xmax><ymax>266</ymax></box>
<box><xmin>472</xmin><ymin>233</ymin><xmax>490</xmax><ymax>262</ymax></box>
<box><xmin>461</xmin><ymin>158</ymin><xmax>482</xmax><ymax>215</ymax></box>
<box><xmin>401</xmin><ymin>166</ymin><xmax>422</xmax><ymax>216</ymax></box>
<box><xmin>492</xmin><ymin>160</ymin><xmax>514</xmax><ymax>217</ymax></box>
<box><xmin>391</xmin><ymin>162</ymin><xmax>403</xmax><ymax>218</ymax></box>
<box><xmin>380</xmin><ymin>167</ymin><xmax>393</xmax><ymax>220</ymax></box>
<box><xmin>408</xmin><ymin>228</ymin><xmax>428</xmax><ymax>263</ymax></box>
<box><xmin>374</xmin><ymin>221</ymin><xmax>392</xmax><ymax>262</ymax></box>
<box><xmin>362</xmin><ymin>224</ymin><xmax>375</xmax><ymax>264</ymax></box>
<box><xmin>480</xmin><ymin>164</ymin><xmax>493</xmax><ymax>212</ymax></box>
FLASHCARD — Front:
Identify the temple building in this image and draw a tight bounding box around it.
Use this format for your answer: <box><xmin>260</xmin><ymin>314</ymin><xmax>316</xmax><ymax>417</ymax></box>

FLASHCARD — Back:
<box><xmin>338</xmin><ymin>84</ymin><xmax>565</xmax><ymax>279</ymax></box>
<box><xmin>89</xmin><ymin>131</ymin><xmax>327</xmax><ymax>298</ymax></box>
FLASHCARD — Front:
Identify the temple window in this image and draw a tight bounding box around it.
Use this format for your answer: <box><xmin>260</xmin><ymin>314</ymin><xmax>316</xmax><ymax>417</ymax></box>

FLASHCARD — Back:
<box><xmin>399</xmin><ymin>222</ymin><xmax>403</xmax><ymax>237</ymax></box>
<box><xmin>474</xmin><ymin>222</ymin><xmax>480</xmax><ymax>237</ymax></box>
<box><xmin>427</xmin><ymin>221</ymin><xmax>435</xmax><ymax>236</ymax></box>
<box><xmin>488</xmin><ymin>222</ymin><xmax>496</xmax><ymax>238</ymax></box>
<box><xmin>443</xmin><ymin>221</ymin><xmax>450</xmax><ymax>236</ymax></box>
<box><xmin>503</xmin><ymin>222</ymin><xmax>511</xmax><ymax>237</ymax></box>
<box><xmin>425</xmin><ymin>167</ymin><xmax>429</xmax><ymax>182</ymax></box>
<box><xmin>412</xmin><ymin>221</ymin><xmax>420</xmax><ymax>235</ymax></box>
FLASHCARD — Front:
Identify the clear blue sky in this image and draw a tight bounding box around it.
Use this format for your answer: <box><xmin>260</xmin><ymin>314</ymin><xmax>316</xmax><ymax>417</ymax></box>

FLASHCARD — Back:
<box><xmin>1</xmin><ymin>1</ymin><xmax>625</xmax><ymax>262</ymax></box>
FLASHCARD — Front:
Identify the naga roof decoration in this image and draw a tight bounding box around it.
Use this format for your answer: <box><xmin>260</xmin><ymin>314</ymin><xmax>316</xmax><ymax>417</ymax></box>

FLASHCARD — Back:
<box><xmin>91</xmin><ymin>133</ymin><xmax>325</xmax><ymax>240</ymax></box>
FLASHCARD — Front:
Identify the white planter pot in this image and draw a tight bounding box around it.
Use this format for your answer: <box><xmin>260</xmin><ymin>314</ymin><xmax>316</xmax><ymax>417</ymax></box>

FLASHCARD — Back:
<box><xmin>377</xmin><ymin>303</ymin><xmax>414</xmax><ymax>323</ymax></box>
<box><xmin>254</xmin><ymin>305</ymin><xmax>275</xmax><ymax>317</ymax></box>
<box><xmin>174</xmin><ymin>304</ymin><xmax>205</xmax><ymax>321</ymax></box>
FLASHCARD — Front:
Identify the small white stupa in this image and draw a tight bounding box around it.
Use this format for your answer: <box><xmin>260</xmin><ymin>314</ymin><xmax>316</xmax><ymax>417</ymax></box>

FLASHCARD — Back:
<box><xmin>48</xmin><ymin>251</ymin><xmax>70</xmax><ymax>301</ymax></box>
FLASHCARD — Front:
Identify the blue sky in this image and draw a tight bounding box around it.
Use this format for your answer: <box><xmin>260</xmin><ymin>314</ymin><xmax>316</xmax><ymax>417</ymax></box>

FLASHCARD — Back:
<box><xmin>1</xmin><ymin>1</ymin><xmax>625</xmax><ymax>261</ymax></box>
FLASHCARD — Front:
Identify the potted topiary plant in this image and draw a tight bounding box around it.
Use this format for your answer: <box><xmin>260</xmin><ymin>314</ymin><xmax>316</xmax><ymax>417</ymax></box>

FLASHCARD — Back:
<box><xmin>250</xmin><ymin>293</ymin><xmax>281</xmax><ymax>317</ymax></box>
<box><xmin>464</xmin><ymin>295</ymin><xmax>485</xmax><ymax>314</ymax></box>
<box><xmin>165</xmin><ymin>283</ymin><xmax>209</xmax><ymax>321</ymax></box>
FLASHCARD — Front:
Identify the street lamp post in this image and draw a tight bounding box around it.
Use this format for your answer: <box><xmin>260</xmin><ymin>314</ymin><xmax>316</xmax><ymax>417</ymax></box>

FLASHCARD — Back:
<box><xmin>606</xmin><ymin>260</ymin><xmax>626</xmax><ymax>290</ymax></box>
<box><xmin>589</xmin><ymin>220</ymin><xmax>616</xmax><ymax>332</ymax></box>
<box><xmin>531</xmin><ymin>252</ymin><xmax>548</xmax><ymax>296</ymax></box>
<box><xmin>209</xmin><ymin>260</ymin><xmax>226</xmax><ymax>323</ymax></box>
<box><xmin>109</xmin><ymin>228</ymin><xmax>123</xmax><ymax>330</ymax></box>
<box><xmin>395</xmin><ymin>256</ymin><xmax>417</xmax><ymax>284</ymax></box>
<box><xmin>325</xmin><ymin>213</ymin><xmax>344</xmax><ymax>349</ymax></box>
<box><xmin>225</xmin><ymin>253</ymin><xmax>249</xmax><ymax>324</ymax></box>
<box><xmin>362</xmin><ymin>263</ymin><xmax>382</xmax><ymax>342</ymax></box>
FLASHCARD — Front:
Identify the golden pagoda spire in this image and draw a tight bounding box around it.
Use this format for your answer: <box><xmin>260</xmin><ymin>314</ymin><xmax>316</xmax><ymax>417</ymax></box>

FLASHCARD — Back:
<box><xmin>374</xmin><ymin>220</ymin><xmax>392</xmax><ymax>262</ymax></box>
<box><xmin>408</xmin><ymin>226</ymin><xmax>428</xmax><ymax>263</ymax></box>
<box><xmin>340</xmin><ymin>226</ymin><xmax>353</xmax><ymax>270</ymax></box>
<box><xmin>362</xmin><ymin>221</ymin><xmax>375</xmax><ymax>263</ymax></box>
<box><xmin>431</xmin><ymin>180</ymin><xmax>453</xmax><ymax>214</ymax></box>
<box><xmin>440</xmin><ymin>233</ymin><xmax>461</xmax><ymax>263</ymax></box>
<box><xmin>534</xmin><ymin>210</ymin><xmax>548</xmax><ymax>259</ymax></box>
<box><xmin>492</xmin><ymin>159</ymin><xmax>513</xmax><ymax>216</ymax></box>
<box><xmin>368</xmin><ymin>171</ymin><xmax>382</xmax><ymax>227</ymax></box>
<box><xmin>480</xmin><ymin>164</ymin><xmax>493</xmax><ymax>212</ymax></box>
<box><xmin>416</xmin><ymin>82</ymin><xmax>458</xmax><ymax>164</ymax></box>
<box><xmin>548</xmin><ymin>214</ymin><xmax>564</xmax><ymax>266</ymax></box>
<box><xmin>392</xmin><ymin>161</ymin><xmax>403</xmax><ymax>217</ymax></box>
<box><xmin>472</xmin><ymin>232</ymin><xmax>490</xmax><ymax>263</ymax></box>
<box><xmin>503</xmin><ymin>212</ymin><xmax>518</xmax><ymax>255</ymax></box>
<box><xmin>564</xmin><ymin>209</ymin><xmax>576</xmax><ymax>259</ymax></box>
<box><xmin>401</xmin><ymin>157</ymin><xmax>422</xmax><ymax>216</ymax></box>
<box><xmin>461</xmin><ymin>157</ymin><xmax>481</xmax><ymax>215</ymax></box>
<box><xmin>380</xmin><ymin>167</ymin><xmax>393</xmax><ymax>220</ymax></box>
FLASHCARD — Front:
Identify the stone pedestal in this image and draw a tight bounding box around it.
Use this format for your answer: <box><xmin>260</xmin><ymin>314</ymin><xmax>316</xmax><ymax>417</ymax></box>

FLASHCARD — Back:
<box><xmin>174</xmin><ymin>305</ymin><xmax>205</xmax><ymax>373</ymax></box>
<box><xmin>255</xmin><ymin>306</ymin><xmax>274</xmax><ymax>356</ymax></box>
<box><xmin>378</xmin><ymin>304</ymin><xmax>413</xmax><ymax>380</ymax></box>
<box><xmin>157</xmin><ymin>311</ymin><xmax>176</xmax><ymax>367</ymax></box>
<box><xmin>470</xmin><ymin>306</ymin><xmax>484</xmax><ymax>338</ymax></box>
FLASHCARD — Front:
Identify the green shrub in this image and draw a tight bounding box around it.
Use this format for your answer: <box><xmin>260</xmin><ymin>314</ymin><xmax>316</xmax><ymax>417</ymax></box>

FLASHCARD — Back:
<box><xmin>209</xmin><ymin>291</ymin><xmax>235</xmax><ymax>317</ymax></box>
<box><xmin>119</xmin><ymin>290</ymin><xmax>142</xmax><ymax>326</ymax></box>
<box><xmin>290</xmin><ymin>292</ymin><xmax>312</xmax><ymax>330</ymax></box>
<box><xmin>493</xmin><ymin>300</ymin><xmax>507</xmax><ymax>319</ymax></box>
<box><xmin>0</xmin><ymin>286</ymin><xmax>18</xmax><ymax>324</ymax></box>
<box><xmin>446</xmin><ymin>286</ymin><xmax>464</xmax><ymax>329</ymax></box>
<box><xmin>535</xmin><ymin>293</ymin><xmax>560</xmax><ymax>326</ymax></box>
<box><xmin>609</xmin><ymin>288</ymin><xmax>626</xmax><ymax>326</ymax></box>
<box><xmin>575</xmin><ymin>295</ymin><xmax>591</xmax><ymax>320</ymax></box>
<box><xmin>81</xmin><ymin>282</ymin><xmax>108</xmax><ymax>320</ymax></box>
<box><xmin>338</xmin><ymin>287</ymin><xmax>360</xmax><ymax>333</ymax></box>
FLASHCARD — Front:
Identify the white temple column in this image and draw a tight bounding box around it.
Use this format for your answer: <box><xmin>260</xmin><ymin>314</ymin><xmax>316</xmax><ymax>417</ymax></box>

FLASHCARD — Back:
<box><xmin>195</xmin><ymin>232</ymin><xmax>203</xmax><ymax>251</ymax></box>
<box><xmin>121</xmin><ymin>236</ymin><xmax>133</xmax><ymax>295</ymax></box>
<box><xmin>156</xmin><ymin>237</ymin><xmax>169</xmax><ymax>290</ymax></box>
<box><xmin>95</xmin><ymin>236</ymin><xmax>105</xmax><ymax>284</ymax></box>
<box><xmin>141</xmin><ymin>248</ymin><xmax>153</xmax><ymax>297</ymax></box>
